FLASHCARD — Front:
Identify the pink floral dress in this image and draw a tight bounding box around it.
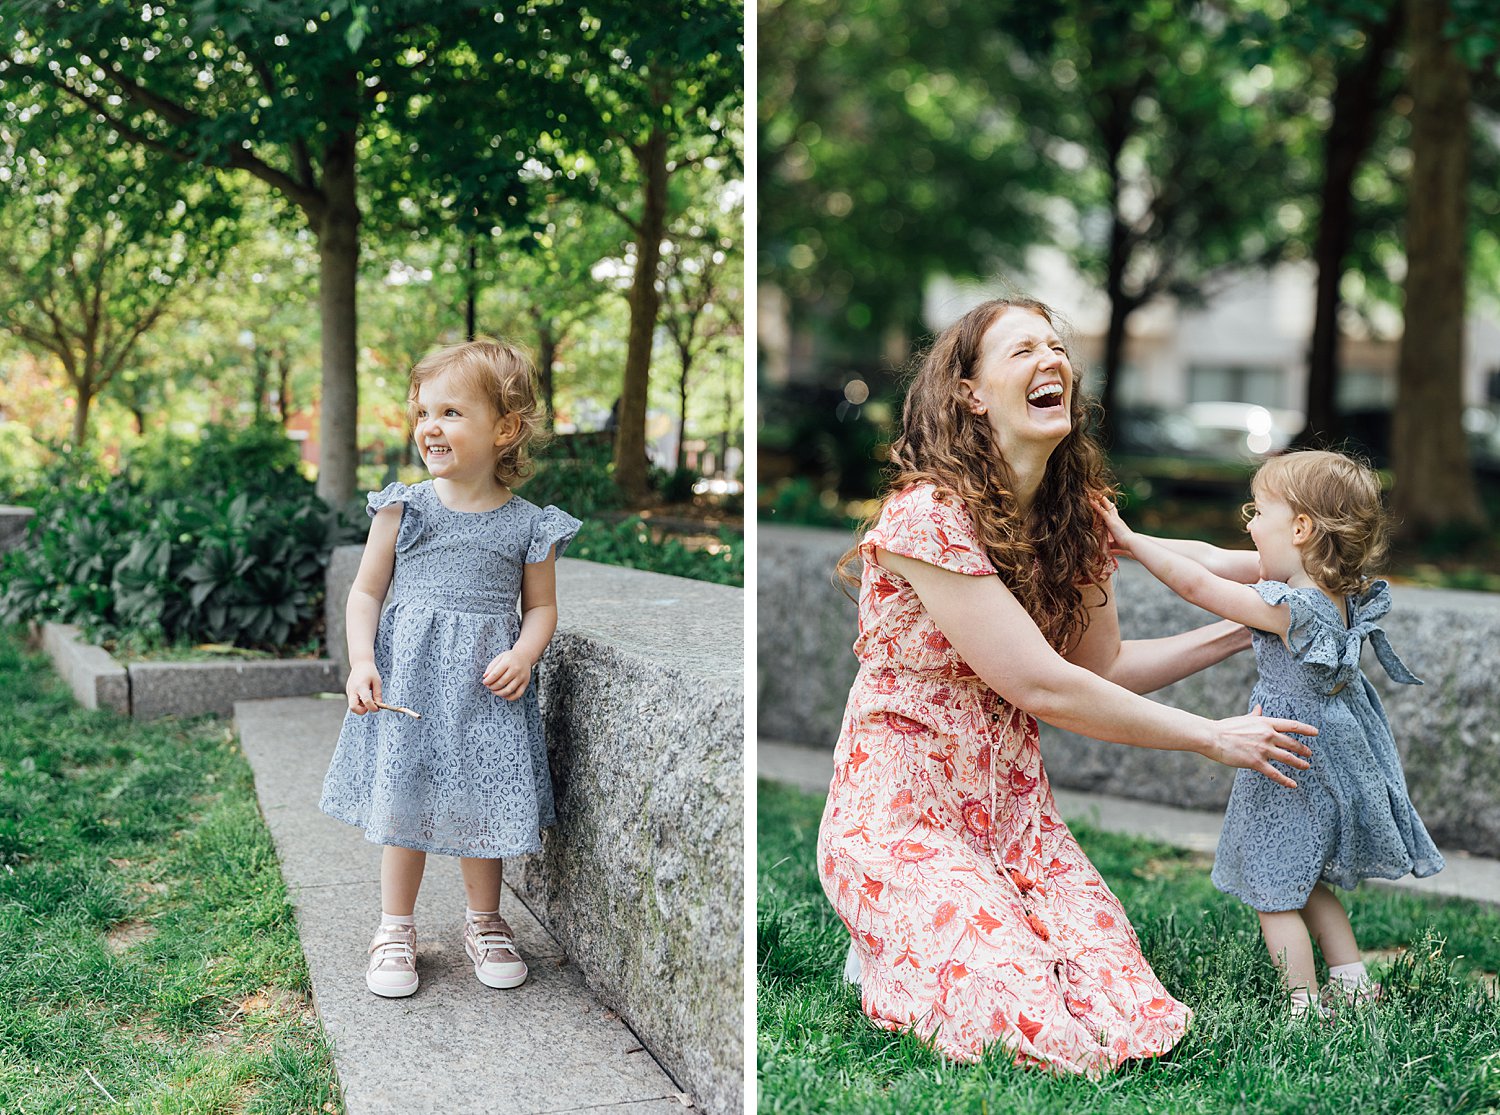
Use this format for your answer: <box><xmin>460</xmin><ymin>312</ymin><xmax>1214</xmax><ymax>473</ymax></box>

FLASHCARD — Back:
<box><xmin>816</xmin><ymin>483</ymin><xmax>1192</xmax><ymax>1073</ymax></box>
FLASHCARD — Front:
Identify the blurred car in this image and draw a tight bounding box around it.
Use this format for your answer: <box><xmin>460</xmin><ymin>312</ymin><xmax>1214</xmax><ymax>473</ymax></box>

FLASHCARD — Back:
<box><xmin>1114</xmin><ymin>402</ymin><xmax>1301</xmax><ymax>461</ymax></box>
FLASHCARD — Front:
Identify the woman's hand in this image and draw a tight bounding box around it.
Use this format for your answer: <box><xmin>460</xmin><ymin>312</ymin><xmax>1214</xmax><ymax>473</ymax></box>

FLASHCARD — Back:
<box><xmin>482</xmin><ymin>649</ymin><xmax>536</xmax><ymax>701</ymax></box>
<box><xmin>1201</xmin><ymin>704</ymin><xmax>1316</xmax><ymax>788</ymax></box>
<box><xmin>346</xmin><ymin>662</ymin><xmax>383</xmax><ymax>714</ymax></box>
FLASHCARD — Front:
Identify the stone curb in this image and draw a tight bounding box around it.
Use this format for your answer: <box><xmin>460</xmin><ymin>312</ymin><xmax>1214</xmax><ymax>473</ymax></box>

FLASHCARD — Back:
<box><xmin>38</xmin><ymin>622</ymin><xmax>341</xmax><ymax>719</ymax></box>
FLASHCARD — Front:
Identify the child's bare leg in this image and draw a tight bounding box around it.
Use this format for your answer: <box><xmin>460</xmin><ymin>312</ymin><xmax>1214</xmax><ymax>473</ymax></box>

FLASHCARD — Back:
<box><xmin>380</xmin><ymin>845</ymin><xmax>427</xmax><ymax>917</ymax></box>
<box><xmin>1258</xmin><ymin>909</ymin><xmax>1318</xmax><ymax>1003</ymax></box>
<box><xmin>1298</xmin><ymin>882</ymin><xmax>1360</xmax><ymax>966</ymax></box>
<box><xmin>1301</xmin><ymin>882</ymin><xmax>1375</xmax><ymax>999</ymax></box>
<box><xmin>459</xmin><ymin>856</ymin><xmax>504</xmax><ymax>913</ymax></box>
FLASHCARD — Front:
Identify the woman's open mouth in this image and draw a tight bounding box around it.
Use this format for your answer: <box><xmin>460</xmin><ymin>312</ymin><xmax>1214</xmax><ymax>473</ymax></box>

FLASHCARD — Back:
<box><xmin>1026</xmin><ymin>383</ymin><xmax>1065</xmax><ymax>410</ymax></box>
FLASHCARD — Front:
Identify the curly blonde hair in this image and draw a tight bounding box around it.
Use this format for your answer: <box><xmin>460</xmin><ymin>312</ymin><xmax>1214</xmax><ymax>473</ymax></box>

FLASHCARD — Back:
<box><xmin>1249</xmin><ymin>450</ymin><xmax>1388</xmax><ymax>596</ymax></box>
<box><xmin>407</xmin><ymin>337</ymin><xmax>549</xmax><ymax>487</ymax></box>
<box><xmin>841</xmin><ymin>297</ymin><xmax>1117</xmax><ymax>652</ymax></box>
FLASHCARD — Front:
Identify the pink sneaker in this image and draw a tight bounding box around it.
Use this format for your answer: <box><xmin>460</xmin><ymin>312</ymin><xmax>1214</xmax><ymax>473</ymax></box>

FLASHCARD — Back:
<box><xmin>463</xmin><ymin>915</ymin><xmax>528</xmax><ymax>989</ymax></box>
<box><xmin>366</xmin><ymin>923</ymin><xmax>418</xmax><ymax>998</ymax></box>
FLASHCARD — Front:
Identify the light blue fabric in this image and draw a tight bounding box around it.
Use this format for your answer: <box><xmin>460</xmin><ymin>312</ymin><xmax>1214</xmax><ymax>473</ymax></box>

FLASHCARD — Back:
<box><xmin>320</xmin><ymin>480</ymin><xmax>581</xmax><ymax>857</ymax></box>
<box><xmin>1212</xmin><ymin>579</ymin><xmax>1444</xmax><ymax>912</ymax></box>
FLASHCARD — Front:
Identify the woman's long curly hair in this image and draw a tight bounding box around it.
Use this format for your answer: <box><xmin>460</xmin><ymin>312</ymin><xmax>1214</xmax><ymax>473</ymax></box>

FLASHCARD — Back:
<box><xmin>839</xmin><ymin>297</ymin><xmax>1118</xmax><ymax>652</ymax></box>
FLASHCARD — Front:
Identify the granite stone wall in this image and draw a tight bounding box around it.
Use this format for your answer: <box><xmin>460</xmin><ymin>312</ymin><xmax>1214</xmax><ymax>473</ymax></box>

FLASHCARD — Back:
<box><xmin>327</xmin><ymin>549</ymin><xmax>745</xmax><ymax>1115</ymax></box>
<box><xmin>759</xmin><ymin>523</ymin><xmax>1500</xmax><ymax>858</ymax></box>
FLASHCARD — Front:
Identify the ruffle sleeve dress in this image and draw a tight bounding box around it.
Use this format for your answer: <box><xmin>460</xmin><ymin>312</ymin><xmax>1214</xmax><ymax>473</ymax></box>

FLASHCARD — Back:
<box><xmin>816</xmin><ymin>483</ymin><xmax>1192</xmax><ymax>1073</ymax></box>
<box><xmin>319</xmin><ymin>480</ymin><xmax>581</xmax><ymax>858</ymax></box>
<box><xmin>1211</xmin><ymin>579</ymin><xmax>1443</xmax><ymax>911</ymax></box>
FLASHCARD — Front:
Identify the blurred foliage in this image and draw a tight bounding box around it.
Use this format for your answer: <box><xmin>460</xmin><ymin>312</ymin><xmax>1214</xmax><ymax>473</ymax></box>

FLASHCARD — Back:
<box><xmin>570</xmin><ymin>516</ymin><xmax>743</xmax><ymax>587</ymax></box>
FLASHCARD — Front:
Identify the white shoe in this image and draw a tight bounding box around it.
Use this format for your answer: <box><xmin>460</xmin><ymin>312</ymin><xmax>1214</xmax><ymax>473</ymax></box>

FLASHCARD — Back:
<box><xmin>843</xmin><ymin>942</ymin><xmax>862</xmax><ymax>986</ymax></box>
<box><xmin>366</xmin><ymin>923</ymin><xmax>419</xmax><ymax>998</ymax></box>
<box><xmin>464</xmin><ymin>915</ymin><xmax>528</xmax><ymax>989</ymax></box>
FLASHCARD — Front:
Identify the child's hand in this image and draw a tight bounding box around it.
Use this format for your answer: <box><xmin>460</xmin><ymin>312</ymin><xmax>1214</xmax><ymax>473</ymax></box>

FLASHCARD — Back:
<box><xmin>1092</xmin><ymin>498</ymin><xmax>1135</xmax><ymax>556</ymax></box>
<box><xmin>482</xmin><ymin>649</ymin><xmax>535</xmax><ymax>701</ymax></box>
<box><xmin>346</xmin><ymin>662</ymin><xmax>383</xmax><ymax>715</ymax></box>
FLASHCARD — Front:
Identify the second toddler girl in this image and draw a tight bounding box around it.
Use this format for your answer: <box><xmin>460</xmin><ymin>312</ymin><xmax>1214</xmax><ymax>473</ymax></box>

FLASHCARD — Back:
<box><xmin>1098</xmin><ymin>449</ymin><xmax>1444</xmax><ymax>1016</ymax></box>
<box><xmin>319</xmin><ymin>338</ymin><xmax>580</xmax><ymax>998</ymax></box>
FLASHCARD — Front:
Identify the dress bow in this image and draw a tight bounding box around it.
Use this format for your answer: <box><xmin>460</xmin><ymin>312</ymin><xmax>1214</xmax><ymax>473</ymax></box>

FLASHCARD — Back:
<box><xmin>1297</xmin><ymin>580</ymin><xmax>1422</xmax><ymax>694</ymax></box>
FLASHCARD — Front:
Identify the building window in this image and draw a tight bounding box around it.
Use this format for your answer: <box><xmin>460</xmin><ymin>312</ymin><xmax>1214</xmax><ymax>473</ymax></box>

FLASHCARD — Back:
<box><xmin>1187</xmin><ymin>364</ymin><xmax>1284</xmax><ymax>409</ymax></box>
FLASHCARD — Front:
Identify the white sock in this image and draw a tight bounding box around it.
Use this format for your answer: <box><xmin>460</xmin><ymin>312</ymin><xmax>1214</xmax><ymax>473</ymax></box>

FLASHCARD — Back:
<box><xmin>1328</xmin><ymin>961</ymin><xmax>1370</xmax><ymax>990</ymax></box>
<box><xmin>381</xmin><ymin>911</ymin><xmax>414</xmax><ymax>928</ymax></box>
<box><xmin>466</xmin><ymin>906</ymin><xmax>500</xmax><ymax>922</ymax></box>
<box><xmin>1289</xmin><ymin>987</ymin><xmax>1319</xmax><ymax>1015</ymax></box>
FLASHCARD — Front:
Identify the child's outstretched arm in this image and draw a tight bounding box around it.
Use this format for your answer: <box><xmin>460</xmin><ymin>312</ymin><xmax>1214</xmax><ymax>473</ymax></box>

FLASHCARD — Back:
<box><xmin>1096</xmin><ymin>499</ymin><xmax>1290</xmax><ymax>636</ymax></box>
<box><xmin>345</xmin><ymin>505</ymin><xmax>401</xmax><ymax>714</ymax></box>
<box><xmin>1119</xmin><ymin>534</ymin><xmax>1261</xmax><ymax>583</ymax></box>
<box><xmin>481</xmin><ymin>550</ymin><xmax>560</xmax><ymax>701</ymax></box>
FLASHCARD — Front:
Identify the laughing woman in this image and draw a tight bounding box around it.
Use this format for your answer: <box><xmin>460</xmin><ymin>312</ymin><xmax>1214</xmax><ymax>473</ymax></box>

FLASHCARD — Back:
<box><xmin>818</xmin><ymin>296</ymin><xmax>1317</xmax><ymax>1074</ymax></box>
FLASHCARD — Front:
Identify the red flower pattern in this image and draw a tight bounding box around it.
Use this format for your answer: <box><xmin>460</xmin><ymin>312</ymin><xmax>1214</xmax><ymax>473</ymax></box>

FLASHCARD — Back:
<box><xmin>818</xmin><ymin>484</ymin><xmax>1189</xmax><ymax>1074</ymax></box>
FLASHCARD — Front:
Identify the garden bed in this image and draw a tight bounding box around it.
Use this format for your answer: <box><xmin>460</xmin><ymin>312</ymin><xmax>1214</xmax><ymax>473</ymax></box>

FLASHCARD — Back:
<box><xmin>39</xmin><ymin>622</ymin><xmax>339</xmax><ymax>719</ymax></box>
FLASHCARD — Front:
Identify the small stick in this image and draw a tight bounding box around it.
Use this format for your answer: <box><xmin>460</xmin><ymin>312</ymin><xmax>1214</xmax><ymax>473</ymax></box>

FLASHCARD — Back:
<box><xmin>374</xmin><ymin>700</ymin><xmax>422</xmax><ymax>719</ymax></box>
<box><xmin>84</xmin><ymin>1067</ymin><xmax>118</xmax><ymax>1104</ymax></box>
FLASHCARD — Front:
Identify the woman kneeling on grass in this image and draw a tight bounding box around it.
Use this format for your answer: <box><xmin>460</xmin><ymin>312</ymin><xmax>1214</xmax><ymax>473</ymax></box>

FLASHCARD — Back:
<box><xmin>819</xmin><ymin>296</ymin><xmax>1316</xmax><ymax>1073</ymax></box>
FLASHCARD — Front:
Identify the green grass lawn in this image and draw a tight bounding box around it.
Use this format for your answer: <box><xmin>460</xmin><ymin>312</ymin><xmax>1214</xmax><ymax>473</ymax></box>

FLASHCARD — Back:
<box><xmin>759</xmin><ymin>779</ymin><xmax>1500</xmax><ymax>1114</ymax></box>
<box><xmin>0</xmin><ymin>627</ymin><xmax>341</xmax><ymax>1113</ymax></box>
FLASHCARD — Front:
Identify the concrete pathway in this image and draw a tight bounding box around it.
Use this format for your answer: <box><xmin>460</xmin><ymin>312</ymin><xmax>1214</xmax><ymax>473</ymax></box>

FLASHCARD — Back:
<box><xmin>236</xmin><ymin>696</ymin><xmax>685</xmax><ymax>1115</ymax></box>
<box><xmin>759</xmin><ymin>738</ymin><xmax>1500</xmax><ymax>906</ymax></box>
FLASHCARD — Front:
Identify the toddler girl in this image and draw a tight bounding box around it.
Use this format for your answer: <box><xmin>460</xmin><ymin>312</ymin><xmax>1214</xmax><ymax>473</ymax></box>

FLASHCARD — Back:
<box><xmin>1098</xmin><ymin>450</ymin><xmax>1443</xmax><ymax>1016</ymax></box>
<box><xmin>319</xmin><ymin>338</ymin><xmax>580</xmax><ymax>998</ymax></box>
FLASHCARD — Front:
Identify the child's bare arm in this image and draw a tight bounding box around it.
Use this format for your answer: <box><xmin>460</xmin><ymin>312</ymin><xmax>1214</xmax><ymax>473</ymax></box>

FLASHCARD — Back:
<box><xmin>1096</xmin><ymin>500</ymin><xmax>1289</xmax><ymax>635</ymax></box>
<box><xmin>345</xmin><ymin>505</ymin><xmax>401</xmax><ymax>713</ymax></box>
<box><xmin>1125</xmin><ymin>535</ymin><xmax>1261</xmax><ymax>583</ymax></box>
<box><xmin>481</xmin><ymin>551</ymin><xmax>560</xmax><ymax>701</ymax></box>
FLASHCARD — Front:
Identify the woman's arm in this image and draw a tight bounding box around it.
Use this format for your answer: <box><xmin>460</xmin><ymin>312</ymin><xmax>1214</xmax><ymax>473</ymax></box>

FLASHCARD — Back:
<box><xmin>345</xmin><ymin>505</ymin><xmax>401</xmax><ymax>713</ymax></box>
<box><xmin>1098</xmin><ymin>502</ymin><xmax>1289</xmax><ymax>635</ymax></box>
<box><xmin>879</xmin><ymin>549</ymin><xmax>1314</xmax><ymax>787</ymax></box>
<box><xmin>1066</xmin><ymin>578</ymin><xmax>1251</xmax><ymax>694</ymax></box>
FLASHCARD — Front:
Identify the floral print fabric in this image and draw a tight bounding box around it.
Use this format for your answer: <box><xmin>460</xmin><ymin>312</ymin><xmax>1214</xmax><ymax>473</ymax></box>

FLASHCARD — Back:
<box><xmin>817</xmin><ymin>483</ymin><xmax>1191</xmax><ymax>1072</ymax></box>
<box><xmin>320</xmin><ymin>481</ymin><xmax>581</xmax><ymax>858</ymax></box>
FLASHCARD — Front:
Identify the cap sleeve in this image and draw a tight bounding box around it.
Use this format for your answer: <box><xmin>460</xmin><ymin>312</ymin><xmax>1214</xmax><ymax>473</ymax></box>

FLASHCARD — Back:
<box><xmin>367</xmin><ymin>482</ymin><xmax>423</xmax><ymax>553</ymax></box>
<box><xmin>527</xmin><ymin>504</ymin><xmax>582</xmax><ymax>564</ymax></box>
<box><xmin>862</xmin><ymin>484</ymin><xmax>996</xmax><ymax>577</ymax></box>
<box><xmin>1251</xmin><ymin>580</ymin><xmax>1327</xmax><ymax>652</ymax></box>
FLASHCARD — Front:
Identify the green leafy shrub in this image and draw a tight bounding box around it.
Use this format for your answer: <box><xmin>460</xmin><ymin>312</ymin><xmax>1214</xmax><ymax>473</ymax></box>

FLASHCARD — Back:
<box><xmin>521</xmin><ymin>436</ymin><xmax>625</xmax><ymax>519</ymax></box>
<box><xmin>569</xmin><ymin>517</ymin><xmax>743</xmax><ymax>587</ymax></box>
<box><xmin>658</xmin><ymin>466</ymin><xmax>700</xmax><ymax>504</ymax></box>
<box><xmin>0</xmin><ymin>426</ymin><xmax>357</xmax><ymax>652</ymax></box>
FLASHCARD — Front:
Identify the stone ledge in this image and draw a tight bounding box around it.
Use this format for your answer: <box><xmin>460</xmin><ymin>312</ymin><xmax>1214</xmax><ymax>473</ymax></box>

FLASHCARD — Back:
<box><xmin>325</xmin><ymin>550</ymin><xmax>745</xmax><ymax>1115</ymax></box>
<box><xmin>0</xmin><ymin>505</ymin><xmax>35</xmax><ymax>553</ymax></box>
<box><xmin>129</xmin><ymin>658</ymin><xmax>341</xmax><ymax>719</ymax></box>
<box><xmin>760</xmin><ymin>522</ymin><xmax>1500</xmax><ymax>858</ymax></box>
<box><xmin>40</xmin><ymin>622</ymin><xmax>129</xmax><ymax>714</ymax></box>
<box><xmin>38</xmin><ymin>623</ymin><xmax>341</xmax><ymax>720</ymax></box>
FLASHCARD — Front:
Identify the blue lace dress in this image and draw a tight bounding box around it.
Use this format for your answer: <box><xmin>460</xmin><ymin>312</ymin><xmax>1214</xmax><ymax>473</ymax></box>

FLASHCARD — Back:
<box><xmin>1212</xmin><ymin>579</ymin><xmax>1444</xmax><ymax>911</ymax></box>
<box><xmin>319</xmin><ymin>481</ymin><xmax>581</xmax><ymax>857</ymax></box>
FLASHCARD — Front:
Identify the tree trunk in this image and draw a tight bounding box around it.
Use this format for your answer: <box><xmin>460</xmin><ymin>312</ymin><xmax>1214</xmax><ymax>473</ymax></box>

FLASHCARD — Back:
<box><xmin>252</xmin><ymin>349</ymin><xmax>270</xmax><ymax>423</ymax></box>
<box><xmin>1095</xmin><ymin>87</ymin><xmax>1135</xmax><ymax>446</ymax></box>
<box><xmin>70</xmin><ymin>380</ymin><xmax>93</xmax><ymax>446</ymax></box>
<box><xmin>1392</xmin><ymin>0</ymin><xmax>1484</xmax><ymax>536</ymax></box>
<box><xmin>1302</xmin><ymin>13</ymin><xmax>1400</xmax><ymax>446</ymax></box>
<box><xmin>535</xmin><ymin>318</ymin><xmax>557</xmax><ymax>430</ymax></box>
<box><xmin>466</xmin><ymin>238</ymin><xmax>478</xmax><ymax>341</ymax></box>
<box><xmin>277</xmin><ymin>353</ymin><xmax>292</xmax><ymax>426</ymax></box>
<box><xmin>676</xmin><ymin>354</ymin><xmax>692</xmax><ymax>475</ymax></box>
<box><xmin>614</xmin><ymin>126</ymin><xmax>670</xmax><ymax>503</ymax></box>
<box><xmin>315</xmin><ymin>128</ymin><xmax>361</xmax><ymax>507</ymax></box>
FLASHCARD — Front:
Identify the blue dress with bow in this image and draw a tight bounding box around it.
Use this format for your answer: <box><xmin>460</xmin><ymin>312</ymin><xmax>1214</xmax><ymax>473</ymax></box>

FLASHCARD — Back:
<box><xmin>1212</xmin><ymin>579</ymin><xmax>1444</xmax><ymax>912</ymax></box>
<box><xmin>319</xmin><ymin>481</ymin><xmax>581</xmax><ymax>858</ymax></box>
